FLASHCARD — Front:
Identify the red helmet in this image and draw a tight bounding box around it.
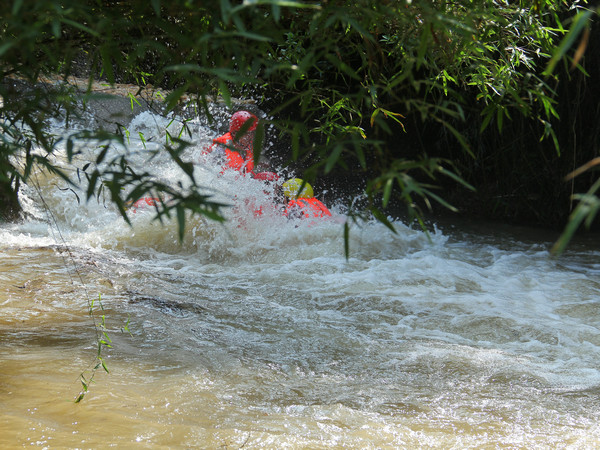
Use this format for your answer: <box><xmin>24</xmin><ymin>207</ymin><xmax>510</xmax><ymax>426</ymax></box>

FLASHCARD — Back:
<box><xmin>229</xmin><ymin>110</ymin><xmax>257</xmax><ymax>137</ymax></box>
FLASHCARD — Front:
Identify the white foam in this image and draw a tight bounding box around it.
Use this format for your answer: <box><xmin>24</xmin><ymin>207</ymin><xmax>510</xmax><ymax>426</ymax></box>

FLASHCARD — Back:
<box><xmin>3</xmin><ymin>109</ymin><xmax>600</xmax><ymax>405</ymax></box>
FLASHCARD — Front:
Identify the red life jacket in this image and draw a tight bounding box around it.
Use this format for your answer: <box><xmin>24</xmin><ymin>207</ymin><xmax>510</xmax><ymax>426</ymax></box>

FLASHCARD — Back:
<box><xmin>208</xmin><ymin>132</ymin><xmax>254</xmax><ymax>173</ymax></box>
<box><xmin>284</xmin><ymin>198</ymin><xmax>332</xmax><ymax>219</ymax></box>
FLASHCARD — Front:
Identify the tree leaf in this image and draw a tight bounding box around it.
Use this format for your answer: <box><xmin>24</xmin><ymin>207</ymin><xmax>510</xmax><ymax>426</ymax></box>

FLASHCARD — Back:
<box><xmin>544</xmin><ymin>9</ymin><xmax>594</xmax><ymax>76</ymax></box>
<box><xmin>151</xmin><ymin>0</ymin><xmax>161</xmax><ymax>16</ymax></box>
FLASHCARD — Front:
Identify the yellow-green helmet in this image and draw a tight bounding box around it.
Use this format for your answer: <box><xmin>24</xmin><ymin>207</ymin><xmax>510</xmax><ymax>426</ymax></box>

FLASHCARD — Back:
<box><xmin>282</xmin><ymin>178</ymin><xmax>314</xmax><ymax>199</ymax></box>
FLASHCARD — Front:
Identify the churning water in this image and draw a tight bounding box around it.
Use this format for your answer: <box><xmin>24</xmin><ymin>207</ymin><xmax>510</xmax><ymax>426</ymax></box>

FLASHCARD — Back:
<box><xmin>1</xmin><ymin>109</ymin><xmax>599</xmax><ymax>448</ymax></box>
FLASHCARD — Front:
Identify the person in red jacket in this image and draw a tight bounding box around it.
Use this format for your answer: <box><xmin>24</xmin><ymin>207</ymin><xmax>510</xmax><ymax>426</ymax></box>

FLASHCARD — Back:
<box><xmin>282</xmin><ymin>178</ymin><xmax>332</xmax><ymax>219</ymax></box>
<box><xmin>204</xmin><ymin>110</ymin><xmax>280</xmax><ymax>182</ymax></box>
<box><xmin>204</xmin><ymin>110</ymin><xmax>258</xmax><ymax>173</ymax></box>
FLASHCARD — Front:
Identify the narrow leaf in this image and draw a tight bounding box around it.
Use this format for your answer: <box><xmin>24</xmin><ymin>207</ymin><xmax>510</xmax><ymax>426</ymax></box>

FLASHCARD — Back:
<box><xmin>370</xmin><ymin>207</ymin><xmax>396</xmax><ymax>234</ymax></box>
<box><xmin>344</xmin><ymin>221</ymin><xmax>350</xmax><ymax>260</ymax></box>
<box><xmin>177</xmin><ymin>206</ymin><xmax>185</xmax><ymax>241</ymax></box>
<box><xmin>545</xmin><ymin>9</ymin><xmax>594</xmax><ymax>76</ymax></box>
<box><xmin>151</xmin><ymin>0</ymin><xmax>161</xmax><ymax>16</ymax></box>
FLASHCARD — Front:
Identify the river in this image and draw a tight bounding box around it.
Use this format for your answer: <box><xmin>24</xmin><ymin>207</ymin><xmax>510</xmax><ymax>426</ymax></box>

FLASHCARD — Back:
<box><xmin>1</xmin><ymin>109</ymin><xmax>599</xmax><ymax>448</ymax></box>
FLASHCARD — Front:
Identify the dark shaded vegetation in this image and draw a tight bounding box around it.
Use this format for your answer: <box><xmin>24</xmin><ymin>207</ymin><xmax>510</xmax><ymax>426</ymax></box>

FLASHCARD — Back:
<box><xmin>1</xmin><ymin>0</ymin><xmax>598</xmax><ymax>251</ymax></box>
<box><xmin>439</xmin><ymin>25</ymin><xmax>600</xmax><ymax>230</ymax></box>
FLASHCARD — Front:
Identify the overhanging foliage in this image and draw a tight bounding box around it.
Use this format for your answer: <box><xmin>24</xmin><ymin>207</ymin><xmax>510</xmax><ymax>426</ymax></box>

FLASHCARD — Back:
<box><xmin>0</xmin><ymin>0</ymin><xmax>597</xmax><ymax>252</ymax></box>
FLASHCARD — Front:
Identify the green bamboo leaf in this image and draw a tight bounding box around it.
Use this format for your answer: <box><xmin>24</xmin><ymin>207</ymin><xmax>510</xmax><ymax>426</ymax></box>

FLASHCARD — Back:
<box><xmin>583</xmin><ymin>199</ymin><xmax>600</xmax><ymax>228</ymax></box>
<box><xmin>231</xmin><ymin>11</ymin><xmax>246</xmax><ymax>32</ymax></box>
<box><xmin>479</xmin><ymin>110</ymin><xmax>494</xmax><ymax>133</ymax></box>
<box><xmin>177</xmin><ymin>206</ymin><xmax>185</xmax><ymax>241</ymax></box>
<box><xmin>435</xmin><ymin>118</ymin><xmax>474</xmax><ymax>158</ymax></box>
<box><xmin>162</xmin><ymin>86</ymin><xmax>188</xmax><ymax>111</ymax></box>
<box><xmin>355</xmin><ymin>145</ymin><xmax>366</xmax><ymax>169</ymax></box>
<box><xmin>292</xmin><ymin>124</ymin><xmax>300</xmax><ymax>160</ymax></box>
<box><xmin>325</xmin><ymin>145</ymin><xmax>343</xmax><ymax>173</ymax></box>
<box><xmin>221</xmin><ymin>31</ymin><xmax>273</xmax><ymax>42</ymax></box>
<box><xmin>422</xmin><ymin>188</ymin><xmax>458</xmax><ymax>212</ymax></box>
<box><xmin>12</xmin><ymin>0</ymin><xmax>23</xmax><ymax>15</ymax></box>
<box><xmin>545</xmin><ymin>9</ymin><xmax>594</xmax><ymax>76</ymax></box>
<box><xmin>287</xmin><ymin>51</ymin><xmax>314</xmax><ymax>88</ymax></box>
<box><xmin>218</xmin><ymin>80</ymin><xmax>231</xmax><ymax>108</ymax></box>
<box><xmin>52</xmin><ymin>19</ymin><xmax>61</xmax><ymax>38</ymax></box>
<box><xmin>437</xmin><ymin>166</ymin><xmax>475</xmax><ymax>191</ymax></box>
<box><xmin>220</xmin><ymin>0</ymin><xmax>232</xmax><ymax>24</ymax></box>
<box><xmin>344</xmin><ymin>221</ymin><xmax>350</xmax><ymax>260</ymax></box>
<box><xmin>0</xmin><ymin>40</ymin><xmax>14</xmax><ymax>58</ymax></box>
<box><xmin>128</xmin><ymin>92</ymin><xmax>141</xmax><ymax>110</ymax></box>
<box><xmin>416</xmin><ymin>26</ymin><xmax>432</xmax><ymax>70</ymax></box>
<box><xmin>382</xmin><ymin>177</ymin><xmax>393</xmax><ymax>208</ymax></box>
<box><xmin>241</xmin><ymin>0</ymin><xmax>320</xmax><ymax>9</ymax></box>
<box><xmin>123</xmin><ymin>316</ymin><xmax>132</xmax><ymax>336</ymax></box>
<box><xmin>370</xmin><ymin>206</ymin><xmax>397</xmax><ymax>234</ymax></box>
<box><xmin>272</xmin><ymin>3</ymin><xmax>281</xmax><ymax>22</ymax></box>
<box><xmin>253</xmin><ymin>121</ymin><xmax>264</xmax><ymax>167</ymax></box>
<box><xmin>496</xmin><ymin>106</ymin><xmax>504</xmax><ymax>132</ymax></box>
<box><xmin>198</xmin><ymin>208</ymin><xmax>226</xmax><ymax>223</ymax></box>
<box><xmin>66</xmin><ymin>138</ymin><xmax>74</xmax><ymax>162</ymax></box>
<box><xmin>99</xmin><ymin>47</ymin><xmax>115</xmax><ymax>84</ymax></box>
<box><xmin>324</xmin><ymin>54</ymin><xmax>361</xmax><ymax>81</ymax></box>
<box><xmin>552</xmin><ymin>204</ymin><xmax>589</xmax><ymax>256</ymax></box>
<box><xmin>370</xmin><ymin>108</ymin><xmax>380</xmax><ymax>127</ymax></box>
<box><xmin>60</xmin><ymin>17</ymin><xmax>100</xmax><ymax>38</ymax></box>
<box><xmin>102</xmin><ymin>331</ymin><xmax>112</xmax><ymax>343</ymax></box>
<box><xmin>344</xmin><ymin>16</ymin><xmax>374</xmax><ymax>42</ymax></box>
<box><xmin>553</xmin><ymin>178</ymin><xmax>600</xmax><ymax>255</ymax></box>
<box><xmin>151</xmin><ymin>0</ymin><xmax>161</xmax><ymax>16</ymax></box>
